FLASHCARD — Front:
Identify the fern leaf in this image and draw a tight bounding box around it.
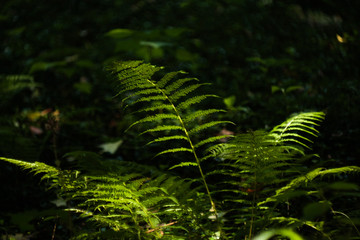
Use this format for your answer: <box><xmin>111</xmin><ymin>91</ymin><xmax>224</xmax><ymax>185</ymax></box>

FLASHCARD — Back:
<box><xmin>270</xmin><ymin>112</ymin><xmax>325</xmax><ymax>148</ymax></box>
<box><xmin>157</xmin><ymin>71</ymin><xmax>186</xmax><ymax>88</ymax></box>
<box><xmin>274</xmin><ymin>166</ymin><xmax>360</xmax><ymax>197</ymax></box>
<box><xmin>117</xmin><ymin>81</ymin><xmax>154</xmax><ymax>95</ymax></box>
<box><xmin>165</xmin><ymin>77</ymin><xmax>198</xmax><ymax>94</ymax></box>
<box><xmin>154</xmin><ymin>148</ymin><xmax>193</xmax><ymax>157</ymax></box>
<box><xmin>194</xmin><ymin>135</ymin><xmax>234</xmax><ymax>149</ymax></box>
<box><xmin>140</xmin><ymin>125</ymin><xmax>185</xmax><ymax>135</ymax></box>
<box><xmin>147</xmin><ymin>135</ymin><xmax>188</xmax><ymax>145</ymax></box>
<box><xmin>135</xmin><ymin>104</ymin><xmax>174</xmax><ymax>113</ymax></box>
<box><xmin>170</xmin><ymin>83</ymin><xmax>210</xmax><ymax>102</ymax></box>
<box><xmin>127</xmin><ymin>113</ymin><xmax>179</xmax><ymax>130</ymax></box>
<box><xmin>122</xmin><ymin>88</ymin><xmax>159</xmax><ymax>102</ymax></box>
<box><xmin>113</xmin><ymin>61</ymin><xmax>162</xmax><ymax>82</ymax></box>
<box><xmin>168</xmin><ymin>162</ymin><xmax>198</xmax><ymax>170</ymax></box>
<box><xmin>130</xmin><ymin>95</ymin><xmax>167</xmax><ymax>105</ymax></box>
<box><xmin>176</xmin><ymin>94</ymin><xmax>219</xmax><ymax>110</ymax></box>
<box><xmin>112</xmin><ymin>61</ymin><xmax>232</xmax><ymax>217</ymax></box>
<box><xmin>0</xmin><ymin>157</ymin><xmax>59</xmax><ymax>179</ymax></box>
<box><xmin>189</xmin><ymin>121</ymin><xmax>234</xmax><ymax>135</ymax></box>
<box><xmin>184</xmin><ymin>109</ymin><xmax>226</xmax><ymax>122</ymax></box>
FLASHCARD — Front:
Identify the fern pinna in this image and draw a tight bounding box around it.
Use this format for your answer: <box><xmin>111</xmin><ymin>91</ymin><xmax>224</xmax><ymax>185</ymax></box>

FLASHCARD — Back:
<box><xmin>111</xmin><ymin>61</ymin><xmax>233</xmax><ymax>215</ymax></box>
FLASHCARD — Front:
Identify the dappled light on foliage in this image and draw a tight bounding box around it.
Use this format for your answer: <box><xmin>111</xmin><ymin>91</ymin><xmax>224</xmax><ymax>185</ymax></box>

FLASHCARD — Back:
<box><xmin>1</xmin><ymin>0</ymin><xmax>360</xmax><ymax>239</ymax></box>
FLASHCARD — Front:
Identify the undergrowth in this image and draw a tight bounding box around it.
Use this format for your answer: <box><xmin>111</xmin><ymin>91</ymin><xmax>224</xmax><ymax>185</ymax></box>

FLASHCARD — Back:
<box><xmin>1</xmin><ymin>61</ymin><xmax>359</xmax><ymax>239</ymax></box>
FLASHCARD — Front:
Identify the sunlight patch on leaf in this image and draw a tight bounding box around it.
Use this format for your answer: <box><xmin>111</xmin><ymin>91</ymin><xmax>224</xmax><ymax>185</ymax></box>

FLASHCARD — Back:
<box><xmin>98</xmin><ymin>139</ymin><xmax>123</xmax><ymax>154</ymax></box>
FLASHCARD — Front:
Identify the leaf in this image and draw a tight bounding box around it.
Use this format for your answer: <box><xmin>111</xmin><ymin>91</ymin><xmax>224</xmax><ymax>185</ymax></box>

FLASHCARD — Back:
<box><xmin>177</xmin><ymin>94</ymin><xmax>219</xmax><ymax>110</ymax></box>
<box><xmin>169</xmin><ymin>162</ymin><xmax>198</xmax><ymax>170</ymax></box>
<box><xmin>224</xmin><ymin>95</ymin><xmax>236</xmax><ymax>109</ymax></box>
<box><xmin>140</xmin><ymin>41</ymin><xmax>172</xmax><ymax>48</ymax></box>
<box><xmin>140</xmin><ymin>125</ymin><xmax>184</xmax><ymax>135</ymax></box>
<box><xmin>154</xmin><ymin>148</ymin><xmax>193</xmax><ymax>157</ymax></box>
<box><xmin>170</xmin><ymin>83</ymin><xmax>210</xmax><ymax>102</ymax></box>
<box><xmin>147</xmin><ymin>135</ymin><xmax>188</xmax><ymax>145</ymax></box>
<box><xmin>127</xmin><ymin>114</ymin><xmax>179</xmax><ymax>130</ymax></box>
<box><xmin>254</xmin><ymin>229</ymin><xmax>304</xmax><ymax>240</ymax></box>
<box><xmin>105</xmin><ymin>28</ymin><xmax>134</xmax><ymax>38</ymax></box>
<box><xmin>194</xmin><ymin>135</ymin><xmax>234</xmax><ymax>148</ymax></box>
<box><xmin>51</xmin><ymin>197</ymin><xmax>67</xmax><ymax>207</ymax></box>
<box><xmin>98</xmin><ymin>139</ymin><xmax>123</xmax><ymax>154</ymax></box>
<box><xmin>157</xmin><ymin>71</ymin><xmax>186</xmax><ymax>88</ymax></box>
<box><xmin>165</xmin><ymin>77</ymin><xmax>198</xmax><ymax>94</ymax></box>
<box><xmin>184</xmin><ymin>109</ymin><xmax>226</xmax><ymax>122</ymax></box>
<box><xmin>29</xmin><ymin>61</ymin><xmax>67</xmax><ymax>73</ymax></box>
<box><xmin>189</xmin><ymin>121</ymin><xmax>234</xmax><ymax>135</ymax></box>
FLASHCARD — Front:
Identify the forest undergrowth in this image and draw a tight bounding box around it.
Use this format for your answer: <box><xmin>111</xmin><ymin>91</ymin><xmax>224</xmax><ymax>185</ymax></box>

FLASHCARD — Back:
<box><xmin>1</xmin><ymin>61</ymin><xmax>360</xmax><ymax>240</ymax></box>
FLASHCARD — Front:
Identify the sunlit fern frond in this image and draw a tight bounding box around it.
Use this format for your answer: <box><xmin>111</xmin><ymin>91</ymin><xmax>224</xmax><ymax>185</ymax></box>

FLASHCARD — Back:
<box><xmin>110</xmin><ymin>61</ymin><xmax>234</xmax><ymax>214</ymax></box>
<box><xmin>270</xmin><ymin>111</ymin><xmax>325</xmax><ymax>152</ymax></box>
<box><xmin>208</xmin><ymin>112</ymin><xmax>326</xmax><ymax>236</ymax></box>
<box><xmin>264</xmin><ymin>166</ymin><xmax>360</xmax><ymax>203</ymax></box>
<box><xmin>0</xmin><ymin>156</ymin><xmax>196</xmax><ymax>238</ymax></box>
<box><xmin>0</xmin><ymin>157</ymin><xmax>59</xmax><ymax>180</ymax></box>
<box><xmin>69</xmin><ymin>175</ymin><xmax>177</xmax><ymax>236</ymax></box>
<box><xmin>110</xmin><ymin>61</ymin><xmax>233</xmax><ymax>160</ymax></box>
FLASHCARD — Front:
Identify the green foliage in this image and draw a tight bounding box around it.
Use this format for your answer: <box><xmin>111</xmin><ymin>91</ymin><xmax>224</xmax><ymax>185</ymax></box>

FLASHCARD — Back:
<box><xmin>110</xmin><ymin>60</ymin><xmax>233</xmax><ymax>216</ymax></box>
<box><xmin>0</xmin><ymin>156</ymin><xmax>199</xmax><ymax>239</ymax></box>
<box><xmin>253</xmin><ymin>228</ymin><xmax>304</xmax><ymax>240</ymax></box>
<box><xmin>1</xmin><ymin>0</ymin><xmax>360</xmax><ymax>238</ymax></box>
<box><xmin>1</xmin><ymin>61</ymin><xmax>360</xmax><ymax>239</ymax></box>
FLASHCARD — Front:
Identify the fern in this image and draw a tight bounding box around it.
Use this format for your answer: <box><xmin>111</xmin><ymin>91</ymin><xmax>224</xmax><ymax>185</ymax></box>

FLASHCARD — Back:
<box><xmin>0</xmin><ymin>74</ymin><xmax>38</xmax><ymax>94</ymax></box>
<box><xmin>0</xmin><ymin>155</ymin><xmax>205</xmax><ymax>239</ymax></box>
<box><xmin>0</xmin><ymin>157</ymin><xmax>59</xmax><ymax>180</ymax></box>
<box><xmin>110</xmin><ymin>61</ymin><xmax>234</xmax><ymax>216</ymax></box>
<box><xmin>210</xmin><ymin>112</ymin><xmax>326</xmax><ymax>238</ymax></box>
<box><xmin>1</xmin><ymin>61</ymin><xmax>359</xmax><ymax>239</ymax></box>
<box><xmin>211</xmin><ymin>112</ymin><xmax>360</xmax><ymax>239</ymax></box>
<box><xmin>270</xmin><ymin>111</ymin><xmax>325</xmax><ymax>152</ymax></box>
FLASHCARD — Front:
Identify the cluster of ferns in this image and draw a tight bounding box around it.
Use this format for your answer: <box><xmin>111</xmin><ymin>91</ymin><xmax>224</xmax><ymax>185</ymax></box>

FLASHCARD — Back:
<box><xmin>1</xmin><ymin>61</ymin><xmax>359</xmax><ymax>240</ymax></box>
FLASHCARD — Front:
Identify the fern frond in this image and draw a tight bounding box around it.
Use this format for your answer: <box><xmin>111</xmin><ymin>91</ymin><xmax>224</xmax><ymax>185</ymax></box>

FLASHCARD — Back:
<box><xmin>269</xmin><ymin>217</ymin><xmax>328</xmax><ymax>238</ymax></box>
<box><xmin>0</xmin><ymin>74</ymin><xmax>38</xmax><ymax>93</ymax></box>
<box><xmin>111</xmin><ymin>61</ymin><xmax>233</xmax><ymax>217</ymax></box>
<box><xmin>0</xmin><ymin>157</ymin><xmax>59</xmax><ymax>180</ymax></box>
<box><xmin>270</xmin><ymin>111</ymin><xmax>325</xmax><ymax>149</ymax></box>
<box><xmin>209</xmin><ymin>112</ymin><xmax>326</xmax><ymax>235</ymax></box>
<box><xmin>273</xmin><ymin>166</ymin><xmax>360</xmax><ymax>197</ymax></box>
